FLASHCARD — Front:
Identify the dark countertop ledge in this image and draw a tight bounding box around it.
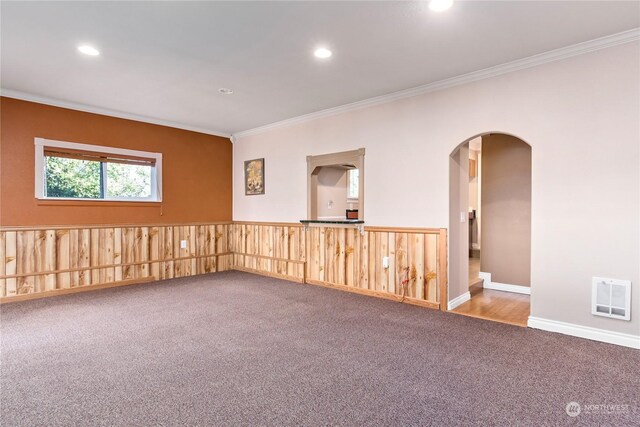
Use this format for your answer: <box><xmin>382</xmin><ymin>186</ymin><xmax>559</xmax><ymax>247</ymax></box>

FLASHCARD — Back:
<box><xmin>300</xmin><ymin>219</ymin><xmax>365</xmax><ymax>225</ymax></box>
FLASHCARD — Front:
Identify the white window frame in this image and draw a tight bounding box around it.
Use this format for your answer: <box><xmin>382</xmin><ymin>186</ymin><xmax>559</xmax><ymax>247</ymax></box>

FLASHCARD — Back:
<box><xmin>347</xmin><ymin>168</ymin><xmax>359</xmax><ymax>201</ymax></box>
<box><xmin>35</xmin><ymin>137</ymin><xmax>163</xmax><ymax>202</ymax></box>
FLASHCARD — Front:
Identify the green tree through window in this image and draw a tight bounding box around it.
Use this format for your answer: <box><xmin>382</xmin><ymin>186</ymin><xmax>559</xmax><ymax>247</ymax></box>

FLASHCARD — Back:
<box><xmin>106</xmin><ymin>163</ymin><xmax>151</xmax><ymax>198</ymax></box>
<box><xmin>45</xmin><ymin>156</ymin><xmax>101</xmax><ymax>198</ymax></box>
<box><xmin>45</xmin><ymin>156</ymin><xmax>152</xmax><ymax>199</ymax></box>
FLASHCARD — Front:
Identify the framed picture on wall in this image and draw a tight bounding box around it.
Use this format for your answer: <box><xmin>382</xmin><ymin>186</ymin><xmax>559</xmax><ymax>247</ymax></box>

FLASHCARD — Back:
<box><xmin>244</xmin><ymin>158</ymin><xmax>265</xmax><ymax>195</ymax></box>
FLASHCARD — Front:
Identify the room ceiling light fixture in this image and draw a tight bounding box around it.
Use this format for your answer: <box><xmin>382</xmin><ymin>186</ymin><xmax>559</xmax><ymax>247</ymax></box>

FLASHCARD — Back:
<box><xmin>314</xmin><ymin>47</ymin><xmax>332</xmax><ymax>59</ymax></box>
<box><xmin>429</xmin><ymin>0</ymin><xmax>453</xmax><ymax>12</ymax></box>
<box><xmin>219</xmin><ymin>88</ymin><xmax>234</xmax><ymax>95</ymax></box>
<box><xmin>77</xmin><ymin>45</ymin><xmax>100</xmax><ymax>56</ymax></box>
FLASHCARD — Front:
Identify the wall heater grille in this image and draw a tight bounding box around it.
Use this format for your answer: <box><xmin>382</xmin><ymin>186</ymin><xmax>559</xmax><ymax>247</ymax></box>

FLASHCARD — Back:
<box><xmin>592</xmin><ymin>277</ymin><xmax>631</xmax><ymax>321</ymax></box>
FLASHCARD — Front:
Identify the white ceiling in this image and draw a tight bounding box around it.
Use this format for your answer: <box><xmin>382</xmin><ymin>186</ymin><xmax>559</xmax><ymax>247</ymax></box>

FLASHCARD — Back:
<box><xmin>2</xmin><ymin>1</ymin><xmax>638</xmax><ymax>136</ymax></box>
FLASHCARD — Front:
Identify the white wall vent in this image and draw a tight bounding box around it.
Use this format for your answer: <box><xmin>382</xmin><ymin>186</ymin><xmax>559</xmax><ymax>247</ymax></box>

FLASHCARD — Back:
<box><xmin>592</xmin><ymin>277</ymin><xmax>631</xmax><ymax>321</ymax></box>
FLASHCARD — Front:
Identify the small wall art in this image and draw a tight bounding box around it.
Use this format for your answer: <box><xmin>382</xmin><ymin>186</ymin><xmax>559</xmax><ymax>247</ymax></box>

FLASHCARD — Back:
<box><xmin>244</xmin><ymin>158</ymin><xmax>265</xmax><ymax>195</ymax></box>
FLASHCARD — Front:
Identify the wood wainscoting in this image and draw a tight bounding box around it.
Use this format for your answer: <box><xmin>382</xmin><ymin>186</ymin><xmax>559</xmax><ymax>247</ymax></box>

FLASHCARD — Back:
<box><xmin>306</xmin><ymin>225</ymin><xmax>447</xmax><ymax>311</ymax></box>
<box><xmin>230</xmin><ymin>222</ymin><xmax>307</xmax><ymax>283</ymax></box>
<box><xmin>1</xmin><ymin>221</ymin><xmax>447</xmax><ymax>310</ymax></box>
<box><xmin>229</xmin><ymin>222</ymin><xmax>447</xmax><ymax>311</ymax></box>
<box><xmin>0</xmin><ymin>223</ymin><xmax>233</xmax><ymax>301</ymax></box>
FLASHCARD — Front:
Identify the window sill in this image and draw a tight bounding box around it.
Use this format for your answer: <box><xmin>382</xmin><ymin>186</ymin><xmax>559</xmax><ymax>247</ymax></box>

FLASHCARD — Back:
<box><xmin>36</xmin><ymin>198</ymin><xmax>161</xmax><ymax>207</ymax></box>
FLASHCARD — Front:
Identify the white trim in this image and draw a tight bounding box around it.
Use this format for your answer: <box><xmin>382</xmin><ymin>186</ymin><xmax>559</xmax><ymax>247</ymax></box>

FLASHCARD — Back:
<box><xmin>479</xmin><ymin>271</ymin><xmax>491</xmax><ymax>284</ymax></box>
<box><xmin>35</xmin><ymin>137</ymin><xmax>163</xmax><ymax>202</ymax></box>
<box><xmin>2</xmin><ymin>90</ymin><xmax>230</xmax><ymax>138</ymax></box>
<box><xmin>528</xmin><ymin>316</ymin><xmax>640</xmax><ymax>349</ymax></box>
<box><xmin>448</xmin><ymin>291</ymin><xmax>471</xmax><ymax>311</ymax></box>
<box><xmin>234</xmin><ymin>29</ymin><xmax>640</xmax><ymax>138</ymax></box>
<box><xmin>34</xmin><ymin>142</ymin><xmax>45</xmax><ymax>199</ymax></box>
<box><xmin>480</xmin><ymin>272</ymin><xmax>531</xmax><ymax>295</ymax></box>
<box><xmin>486</xmin><ymin>282</ymin><xmax>531</xmax><ymax>295</ymax></box>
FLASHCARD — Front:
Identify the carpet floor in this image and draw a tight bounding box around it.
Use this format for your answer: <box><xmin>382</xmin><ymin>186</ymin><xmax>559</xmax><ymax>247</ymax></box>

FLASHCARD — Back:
<box><xmin>1</xmin><ymin>271</ymin><xmax>638</xmax><ymax>426</ymax></box>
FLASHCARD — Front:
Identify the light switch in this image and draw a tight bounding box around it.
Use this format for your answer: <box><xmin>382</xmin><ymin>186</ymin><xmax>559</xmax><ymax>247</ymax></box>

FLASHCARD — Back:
<box><xmin>460</xmin><ymin>212</ymin><xmax>466</xmax><ymax>223</ymax></box>
<box><xmin>382</xmin><ymin>256</ymin><xmax>390</xmax><ymax>269</ymax></box>
<box><xmin>180</xmin><ymin>240</ymin><xmax>187</xmax><ymax>249</ymax></box>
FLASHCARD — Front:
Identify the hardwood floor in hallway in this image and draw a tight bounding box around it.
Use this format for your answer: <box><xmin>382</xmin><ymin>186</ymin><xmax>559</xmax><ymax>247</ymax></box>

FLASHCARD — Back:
<box><xmin>452</xmin><ymin>287</ymin><xmax>530</xmax><ymax>327</ymax></box>
<box><xmin>452</xmin><ymin>256</ymin><xmax>530</xmax><ymax>327</ymax></box>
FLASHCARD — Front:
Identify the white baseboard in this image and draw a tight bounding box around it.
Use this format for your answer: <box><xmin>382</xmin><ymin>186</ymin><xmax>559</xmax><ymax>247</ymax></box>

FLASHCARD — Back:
<box><xmin>479</xmin><ymin>271</ymin><xmax>491</xmax><ymax>284</ymax></box>
<box><xmin>448</xmin><ymin>291</ymin><xmax>471</xmax><ymax>311</ymax></box>
<box><xmin>485</xmin><ymin>282</ymin><xmax>531</xmax><ymax>295</ymax></box>
<box><xmin>528</xmin><ymin>316</ymin><xmax>640</xmax><ymax>349</ymax></box>
<box><xmin>480</xmin><ymin>272</ymin><xmax>531</xmax><ymax>295</ymax></box>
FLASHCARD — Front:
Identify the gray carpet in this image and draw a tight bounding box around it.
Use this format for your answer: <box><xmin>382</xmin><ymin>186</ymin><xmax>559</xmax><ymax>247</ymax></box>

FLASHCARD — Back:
<box><xmin>1</xmin><ymin>271</ymin><xmax>638</xmax><ymax>426</ymax></box>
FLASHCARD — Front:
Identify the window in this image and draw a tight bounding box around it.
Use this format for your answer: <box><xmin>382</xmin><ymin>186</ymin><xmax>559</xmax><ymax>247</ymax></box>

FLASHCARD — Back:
<box><xmin>347</xmin><ymin>168</ymin><xmax>359</xmax><ymax>200</ymax></box>
<box><xmin>35</xmin><ymin>138</ymin><xmax>162</xmax><ymax>202</ymax></box>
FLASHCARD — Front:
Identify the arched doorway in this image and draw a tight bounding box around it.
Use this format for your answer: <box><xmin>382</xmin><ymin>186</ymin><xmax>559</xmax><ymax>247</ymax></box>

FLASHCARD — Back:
<box><xmin>448</xmin><ymin>132</ymin><xmax>532</xmax><ymax>326</ymax></box>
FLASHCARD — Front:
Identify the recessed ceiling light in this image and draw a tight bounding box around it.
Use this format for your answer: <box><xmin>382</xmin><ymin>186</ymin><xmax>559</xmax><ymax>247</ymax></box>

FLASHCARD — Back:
<box><xmin>77</xmin><ymin>45</ymin><xmax>100</xmax><ymax>56</ymax></box>
<box><xmin>314</xmin><ymin>47</ymin><xmax>332</xmax><ymax>59</ymax></box>
<box><xmin>219</xmin><ymin>88</ymin><xmax>233</xmax><ymax>95</ymax></box>
<box><xmin>429</xmin><ymin>0</ymin><xmax>453</xmax><ymax>12</ymax></box>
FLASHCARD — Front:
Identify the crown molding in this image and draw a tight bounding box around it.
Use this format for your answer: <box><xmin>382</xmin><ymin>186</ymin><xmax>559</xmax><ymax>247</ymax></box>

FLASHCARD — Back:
<box><xmin>234</xmin><ymin>28</ymin><xmax>640</xmax><ymax>139</ymax></box>
<box><xmin>0</xmin><ymin>89</ymin><xmax>231</xmax><ymax>138</ymax></box>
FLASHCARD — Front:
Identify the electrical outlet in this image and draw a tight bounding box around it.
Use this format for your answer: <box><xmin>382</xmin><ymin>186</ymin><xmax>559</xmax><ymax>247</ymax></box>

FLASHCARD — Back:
<box><xmin>382</xmin><ymin>256</ymin><xmax>390</xmax><ymax>269</ymax></box>
<box><xmin>180</xmin><ymin>240</ymin><xmax>187</xmax><ymax>249</ymax></box>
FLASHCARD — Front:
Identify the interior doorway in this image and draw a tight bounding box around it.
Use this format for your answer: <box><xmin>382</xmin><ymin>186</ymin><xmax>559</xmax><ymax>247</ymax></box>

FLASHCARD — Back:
<box><xmin>448</xmin><ymin>133</ymin><xmax>531</xmax><ymax>327</ymax></box>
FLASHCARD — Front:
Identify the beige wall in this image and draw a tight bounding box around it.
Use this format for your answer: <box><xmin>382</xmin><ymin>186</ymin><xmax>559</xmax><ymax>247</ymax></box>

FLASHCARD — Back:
<box><xmin>480</xmin><ymin>134</ymin><xmax>531</xmax><ymax>286</ymax></box>
<box><xmin>317</xmin><ymin>166</ymin><xmax>347</xmax><ymax>219</ymax></box>
<box><xmin>468</xmin><ymin>150</ymin><xmax>479</xmax><ymax>212</ymax></box>
<box><xmin>449</xmin><ymin>145</ymin><xmax>470</xmax><ymax>300</ymax></box>
<box><xmin>468</xmin><ymin>148</ymin><xmax>480</xmax><ymax>249</ymax></box>
<box><xmin>233</xmin><ymin>42</ymin><xmax>640</xmax><ymax>338</ymax></box>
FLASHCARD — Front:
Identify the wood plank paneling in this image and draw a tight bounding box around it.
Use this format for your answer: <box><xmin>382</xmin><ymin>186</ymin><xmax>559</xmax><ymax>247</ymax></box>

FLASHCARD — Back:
<box><xmin>150</xmin><ymin>227</ymin><xmax>161</xmax><ymax>279</ymax></box>
<box><xmin>0</xmin><ymin>223</ymin><xmax>233</xmax><ymax>300</ymax></box>
<box><xmin>302</xmin><ymin>226</ymin><xmax>445</xmax><ymax>308</ymax></box>
<box><xmin>229</xmin><ymin>223</ymin><xmax>305</xmax><ymax>283</ymax></box>
<box><xmin>359</xmin><ymin>231</ymin><xmax>369</xmax><ymax>289</ymax></box>
<box><xmin>114</xmin><ymin>227</ymin><xmax>123</xmax><ymax>281</ymax></box>
<box><xmin>5</xmin><ymin>232</ymin><xmax>17</xmax><ymax>296</ymax></box>
<box><xmin>425</xmin><ymin>233</ymin><xmax>438</xmax><ymax>302</ymax></box>
<box><xmin>163</xmin><ymin>226</ymin><xmax>174</xmax><ymax>280</ymax></box>
<box><xmin>69</xmin><ymin>229</ymin><xmax>79</xmax><ymax>287</ymax></box>
<box><xmin>0</xmin><ymin>232</ymin><xmax>5</xmax><ymax>296</ymax></box>
<box><xmin>17</xmin><ymin>231</ymin><xmax>35</xmax><ymax>294</ymax></box>
<box><xmin>79</xmin><ymin>229</ymin><xmax>91</xmax><ymax>286</ymax></box>
<box><xmin>1</xmin><ymin>222</ymin><xmax>447</xmax><ymax>311</ymax></box>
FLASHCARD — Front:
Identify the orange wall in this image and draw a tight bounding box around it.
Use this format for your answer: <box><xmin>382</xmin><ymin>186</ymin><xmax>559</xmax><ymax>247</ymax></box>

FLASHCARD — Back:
<box><xmin>0</xmin><ymin>97</ymin><xmax>232</xmax><ymax>226</ymax></box>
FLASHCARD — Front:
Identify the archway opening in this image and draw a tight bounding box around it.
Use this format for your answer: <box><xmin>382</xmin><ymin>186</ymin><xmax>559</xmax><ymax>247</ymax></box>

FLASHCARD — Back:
<box><xmin>448</xmin><ymin>132</ymin><xmax>531</xmax><ymax>327</ymax></box>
